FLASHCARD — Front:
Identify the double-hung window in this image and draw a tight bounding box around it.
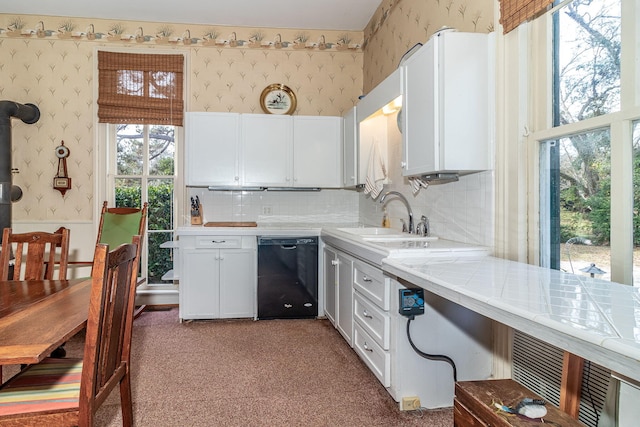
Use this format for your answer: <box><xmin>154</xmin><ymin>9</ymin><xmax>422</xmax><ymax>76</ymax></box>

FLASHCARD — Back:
<box><xmin>534</xmin><ymin>0</ymin><xmax>640</xmax><ymax>286</ymax></box>
<box><xmin>97</xmin><ymin>51</ymin><xmax>184</xmax><ymax>288</ymax></box>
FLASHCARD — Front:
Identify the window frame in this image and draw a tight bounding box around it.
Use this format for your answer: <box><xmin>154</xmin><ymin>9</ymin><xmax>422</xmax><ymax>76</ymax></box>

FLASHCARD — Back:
<box><xmin>524</xmin><ymin>0</ymin><xmax>640</xmax><ymax>285</ymax></box>
<box><xmin>94</xmin><ymin>46</ymin><xmax>186</xmax><ymax>293</ymax></box>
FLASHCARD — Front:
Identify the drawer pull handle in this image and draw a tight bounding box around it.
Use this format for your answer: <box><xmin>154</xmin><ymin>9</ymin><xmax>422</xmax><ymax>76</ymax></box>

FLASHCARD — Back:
<box><xmin>362</xmin><ymin>276</ymin><xmax>373</xmax><ymax>282</ymax></box>
<box><xmin>212</xmin><ymin>240</ymin><xmax>226</xmax><ymax>244</ymax></box>
<box><xmin>362</xmin><ymin>310</ymin><xmax>373</xmax><ymax>319</ymax></box>
<box><xmin>363</xmin><ymin>342</ymin><xmax>373</xmax><ymax>352</ymax></box>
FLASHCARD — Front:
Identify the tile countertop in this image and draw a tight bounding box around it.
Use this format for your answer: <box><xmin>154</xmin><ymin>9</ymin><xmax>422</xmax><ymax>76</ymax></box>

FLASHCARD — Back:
<box><xmin>382</xmin><ymin>255</ymin><xmax>640</xmax><ymax>383</ymax></box>
<box><xmin>176</xmin><ymin>223</ymin><xmax>334</xmax><ymax>237</ymax></box>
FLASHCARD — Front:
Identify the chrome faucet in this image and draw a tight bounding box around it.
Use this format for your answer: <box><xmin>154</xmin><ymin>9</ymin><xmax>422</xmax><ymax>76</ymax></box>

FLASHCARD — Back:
<box><xmin>379</xmin><ymin>191</ymin><xmax>414</xmax><ymax>234</ymax></box>
<box><xmin>416</xmin><ymin>215</ymin><xmax>429</xmax><ymax>237</ymax></box>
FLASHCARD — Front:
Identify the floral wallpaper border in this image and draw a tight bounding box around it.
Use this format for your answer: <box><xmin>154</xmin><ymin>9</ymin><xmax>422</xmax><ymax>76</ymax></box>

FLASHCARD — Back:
<box><xmin>2</xmin><ymin>16</ymin><xmax>363</xmax><ymax>51</ymax></box>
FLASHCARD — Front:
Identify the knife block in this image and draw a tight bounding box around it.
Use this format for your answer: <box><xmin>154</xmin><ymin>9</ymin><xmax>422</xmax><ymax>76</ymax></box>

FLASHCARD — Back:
<box><xmin>190</xmin><ymin>204</ymin><xmax>203</xmax><ymax>225</ymax></box>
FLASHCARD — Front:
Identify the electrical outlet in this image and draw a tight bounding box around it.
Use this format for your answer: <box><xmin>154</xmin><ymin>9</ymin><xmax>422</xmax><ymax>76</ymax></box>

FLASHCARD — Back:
<box><xmin>262</xmin><ymin>206</ymin><xmax>272</xmax><ymax>215</ymax></box>
<box><xmin>401</xmin><ymin>396</ymin><xmax>421</xmax><ymax>411</ymax></box>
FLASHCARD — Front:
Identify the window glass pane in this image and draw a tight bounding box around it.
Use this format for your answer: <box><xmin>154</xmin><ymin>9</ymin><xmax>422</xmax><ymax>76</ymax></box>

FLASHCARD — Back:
<box><xmin>115</xmin><ymin>178</ymin><xmax>142</xmax><ymax>208</ymax></box>
<box><xmin>147</xmin><ymin>231</ymin><xmax>174</xmax><ymax>284</ymax></box>
<box><xmin>149</xmin><ymin>125</ymin><xmax>175</xmax><ymax>176</ymax></box>
<box><xmin>116</xmin><ymin>124</ymin><xmax>143</xmax><ymax>175</ymax></box>
<box><xmin>633</xmin><ymin>121</ymin><xmax>640</xmax><ymax>286</ymax></box>
<box><xmin>542</xmin><ymin>129</ymin><xmax>611</xmax><ymax>281</ymax></box>
<box><xmin>554</xmin><ymin>0</ymin><xmax>621</xmax><ymax>125</ymax></box>
<box><xmin>148</xmin><ymin>178</ymin><xmax>174</xmax><ymax>231</ymax></box>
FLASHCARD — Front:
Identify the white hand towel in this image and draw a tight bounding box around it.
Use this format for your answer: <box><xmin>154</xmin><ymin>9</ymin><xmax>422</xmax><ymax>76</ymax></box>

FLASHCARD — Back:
<box><xmin>408</xmin><ymin>176</ymin><xmax>429</xmax><ymax>195</ymax></box>
<box><xmin>364</xmin><ymin>141</ymin><xmax>386</xmax><ymax>199</ymax></box>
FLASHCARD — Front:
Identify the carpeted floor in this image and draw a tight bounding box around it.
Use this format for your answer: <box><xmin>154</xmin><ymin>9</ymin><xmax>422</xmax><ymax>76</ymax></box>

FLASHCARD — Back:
<box><xmin>6</xmin><ymin>308</ymin><xmax>454</xmax><ymax>426</ymax></box>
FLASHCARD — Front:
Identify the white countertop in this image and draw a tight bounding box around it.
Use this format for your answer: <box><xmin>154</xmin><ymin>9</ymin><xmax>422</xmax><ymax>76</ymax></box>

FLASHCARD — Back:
<box><xmin>321</xmin><ymin>227</ymin><xmax>490</xmax><ymax>266</ymax></box>
<box><xmin>177</xmin><ymin>223</ymin><xmax>327</xmax><ymax>237</ymax></box>
<box><xmin>382</xmin><ymin>255</ymin><xmax>640</xmax><ymax>383</ymax></box>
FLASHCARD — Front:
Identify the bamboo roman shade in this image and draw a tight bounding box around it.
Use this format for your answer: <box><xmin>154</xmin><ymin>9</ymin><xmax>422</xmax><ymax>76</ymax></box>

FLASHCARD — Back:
<box><xmin>97</xmin><ymin>51</ymin><xmax>184</xmax><ymax>126</ymax></box>
<box><xmin>500</xmin><ymin>0</ymin><xmax>554</xmax><ymax>34</ymax></box>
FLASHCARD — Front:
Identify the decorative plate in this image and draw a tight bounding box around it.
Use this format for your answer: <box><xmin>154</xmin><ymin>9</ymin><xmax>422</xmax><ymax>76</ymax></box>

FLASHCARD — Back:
<box><xmin>260</xmin><ymin>84</ymin><xmax>297</xmax><ymax>115</ymax></box>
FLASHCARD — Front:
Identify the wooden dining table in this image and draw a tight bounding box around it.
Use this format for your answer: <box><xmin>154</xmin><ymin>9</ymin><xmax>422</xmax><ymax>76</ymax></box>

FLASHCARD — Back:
<box><xmin>0</xmin><ymin>278</ymin><xmax>91</xmax><ymax>367</ymax></box>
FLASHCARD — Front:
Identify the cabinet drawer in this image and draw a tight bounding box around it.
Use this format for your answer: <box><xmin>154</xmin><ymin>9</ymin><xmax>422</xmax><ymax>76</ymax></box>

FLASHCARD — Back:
<box><xmin>353</xmin><ymin>260</ymin><xmax>389</xmax><ymax>311</ymax></box>
<box><xmin>353</xmin><ymin>322</ymin><xmax>390</xmax><ymax>387</ymax></box>
<box><xmin>195</xmin><ymin>236</ymin><xmax>242</xmax><ymax>249</ymax></box>
<box><xmin>353</xmin><ymin>291</ymin><xmax>390</xmax><ymax>350</ymax></box>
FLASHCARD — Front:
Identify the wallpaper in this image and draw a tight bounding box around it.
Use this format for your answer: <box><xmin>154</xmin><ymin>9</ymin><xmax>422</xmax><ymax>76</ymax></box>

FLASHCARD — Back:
<box><xmin>362</xmin><ymin>0</ymin><xmax>494</xmax><ymax>92</ymax></box>
<box><xmin>0</xmin><ymin>0</ymin><xmax>495</xmax><ymax>225</ymax></box>
<box><xmin>0</xmin><ymin>14</ymin><xmax>364</xmax><ymax>222</ymax></box>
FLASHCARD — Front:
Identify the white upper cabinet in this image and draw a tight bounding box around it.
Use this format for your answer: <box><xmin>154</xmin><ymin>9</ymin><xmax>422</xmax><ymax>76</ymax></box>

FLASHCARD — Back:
<box><xmin>401</xmin><ymin>31</ymin><xmax>492</xmax><ymax>177</ymax></box>
<box><xmin>293</xmin><ymin>116</ymin><xmax>342</xmax><ymax>188</ymax></box>
<box><xmin>242</xmin><ymin>114</ymin><xmax>293</xmax><ymax>187</ymax></box>
<box><xmin>342</xmin><ymin>106</ymin><xmax>358</xmax><ymax>188</ymax></box>
<box><xmin>185</xmin><ymin>113</ymin><xmax>343</xmax><ymax>188</ymax></box>
<box><xmin>185</xmin><ymin>112</ymin><xmax>241</xmax><ymax>186</ymax></box>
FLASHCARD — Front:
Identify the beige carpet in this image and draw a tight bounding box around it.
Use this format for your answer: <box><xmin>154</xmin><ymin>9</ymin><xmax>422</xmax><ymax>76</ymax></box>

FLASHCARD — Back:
<box><xmin>7</xmin><ymin>309</ymin><xmax>454</xmax><ymax>426</ymax></box>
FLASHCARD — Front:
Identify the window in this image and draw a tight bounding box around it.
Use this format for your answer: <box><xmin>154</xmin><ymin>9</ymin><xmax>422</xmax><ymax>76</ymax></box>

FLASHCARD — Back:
<box><xmin>535</xmin><ymin>0</ymin><xmax>640</xmax><ymax>286</ymax></box>
<box><xmin>111</xmin><ymin>124</ymin><xmax>176</xmax><ymax>285</ymax></box>
<box><xmin>540</xmin><ymin>129</ymin><xmax>612</xmax><ymax>279</ymax></box>
<box><xmin>633</xmin><ymin>121</ymin><xmax>640</xmax><ymax>284</ymax></box>
<box><xmin>97</xmin><ymin>50</ymin><xmax>184</xmax><ymax>291</ymax></box>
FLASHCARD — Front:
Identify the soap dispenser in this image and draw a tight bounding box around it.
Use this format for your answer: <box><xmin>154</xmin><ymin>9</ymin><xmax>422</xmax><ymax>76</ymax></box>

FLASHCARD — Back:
<box><xmin>382</xmin><ymin>208</ymin><xmax>390</xmax><ymax>228</ymax></box>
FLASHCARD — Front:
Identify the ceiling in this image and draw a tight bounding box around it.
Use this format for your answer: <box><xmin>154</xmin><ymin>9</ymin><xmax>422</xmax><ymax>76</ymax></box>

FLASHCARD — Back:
<box><xmin>3</xmin><ymin>0</ymin><xmax>383</xmax><ymax>31</ymax></box>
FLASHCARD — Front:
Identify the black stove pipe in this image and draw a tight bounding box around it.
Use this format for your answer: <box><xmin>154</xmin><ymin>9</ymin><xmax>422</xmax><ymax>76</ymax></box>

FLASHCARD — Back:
<box><xmin>0</xmin><ymin>100</ymin><xmax>40</xmax><ymax>238</ymax></box>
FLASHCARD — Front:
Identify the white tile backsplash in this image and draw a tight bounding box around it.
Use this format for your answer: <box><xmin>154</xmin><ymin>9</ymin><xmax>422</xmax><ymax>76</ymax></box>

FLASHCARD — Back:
<box><xmin>189</xmin><ymin>189</ymin><xmax>360</xmax><ymax>224</ymax></box>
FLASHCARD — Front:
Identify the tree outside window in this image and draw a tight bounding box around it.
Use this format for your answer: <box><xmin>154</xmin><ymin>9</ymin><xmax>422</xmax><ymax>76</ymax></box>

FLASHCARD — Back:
<box><xmin>547</xmin><ymin>0</ymin><xmax>621</xmax><ymax>280</ymax></box>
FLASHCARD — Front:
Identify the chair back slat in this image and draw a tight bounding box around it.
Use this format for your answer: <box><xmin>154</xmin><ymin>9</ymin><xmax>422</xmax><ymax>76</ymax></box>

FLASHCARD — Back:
<box><xmin>0</xmin><ymin>228</ymin><xmax>70</xmax><ymax>281</ymax></box>
<box><xmin>79</xmin><ymin>236</ymin><xmax>140</xmax><ymax>423</ymax></box>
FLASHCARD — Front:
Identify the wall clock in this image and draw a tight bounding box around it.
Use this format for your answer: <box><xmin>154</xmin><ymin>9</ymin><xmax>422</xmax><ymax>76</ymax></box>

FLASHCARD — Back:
<box><xmin>53</xmin><ymin>141</ymin><xmax>72</xmax><ymax>196</ymax></box>
<box><xmin>260</xmin><ymin>84</ymin><xmax>297</xmax><ymax>115</ymax></box>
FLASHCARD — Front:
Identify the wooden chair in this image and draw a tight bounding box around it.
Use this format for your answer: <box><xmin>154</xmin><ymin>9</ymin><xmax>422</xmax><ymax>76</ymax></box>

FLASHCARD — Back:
<box><xmin>0</xmin><ymin>227</ymin><xmax>70</xmax><ymax>281</ymax></box>
<box><xmin>0</xmin><ymin>236</ymin><xmax>142</xmax><ymax>427</ymax></box>
<box><xmin>70</xmin><ymin>201</ymin><xmax>148</xmax><ymax>316</ymax></box>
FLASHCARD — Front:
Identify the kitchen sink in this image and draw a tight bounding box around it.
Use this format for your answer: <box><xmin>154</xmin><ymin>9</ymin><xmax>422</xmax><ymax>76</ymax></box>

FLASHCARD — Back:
<box><xmin>337</xmin><ymin>227</ymin><xmax>403</xmax><ymax>236</ymax></box>
<box><xmin>337</xmin><ymin>227</ymin><xmax>438</xmax><ymax>242</ymax></box>
<box><xmin>362</xmin><ymin>235</ymin><xmax>438</xmax><ymax>242</ymax></box>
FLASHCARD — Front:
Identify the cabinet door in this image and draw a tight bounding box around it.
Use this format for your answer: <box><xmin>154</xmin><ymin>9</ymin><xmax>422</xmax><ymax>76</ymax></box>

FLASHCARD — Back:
<box><xmin>336</xmin><ymin>252</ymin><xmax>353</xmax><ymax>344</ymax></box>
<box><xmin>293</xmin><ymin>116</ymin><xmax>342</xmax><ymax>188</ymax></box>
<box><xmin>402</xmin><ymin>32</ymin><xmax>490</xmax><ymax>176</ymax></box>
<box><xmin>185</xmin><ymin>112</ymin><xmax>241</xmax><ymax>186</ymax></box>
<box><xmin>323</xmin><ymin>246</ymin><xmax>337</xmax><ymax>325</ymax></box>
<box><xmin>439</xmin><ymin>33</ymin><xmax>490</xmax><ymax>172</ymax></box>
<box><xmin>342</xmin><ymin>107</ymin><xmax>358</xmax><ymax>187</ymax></box>
<box><xmin>242</xmin><ymin>114</ymin><xmax>292</xmax><ymax>186</ymax></box>
<box><xmin>402</xmin><ymin>39</ymin><xmax>437</xmax><ymax>176</ymax></box>
<box><xmin>219</xmin><ymin>248</ymin><xmax>256</xmax><ymax>318</ymax></box>
<box><xmin>180</xmin><ymin>249</ymin><xmax>220</xmax><ymax>319</ymax></box>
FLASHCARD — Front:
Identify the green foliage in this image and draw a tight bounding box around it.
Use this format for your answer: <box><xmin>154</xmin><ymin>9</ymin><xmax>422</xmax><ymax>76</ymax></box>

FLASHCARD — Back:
<box><xmin>587</xmin><ymin>178</ymin><xmax>611</xmax><ymax>245</ymax></box>
<box><xmin>115</xmin><ymin>183</ymin><xmax>174</xmax><ymax>284</ymax></box>
<box><xmin>560</xmin><ymin>211</ymin><xmax>592</xmax><ymax>244</ymax></box>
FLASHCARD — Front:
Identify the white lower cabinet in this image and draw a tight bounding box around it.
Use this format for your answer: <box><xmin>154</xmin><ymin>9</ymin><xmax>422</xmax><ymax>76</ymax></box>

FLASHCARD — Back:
<box><xmin>351</xmin><ymin>258</ymin><xmax>393</xmax><ymax>388</ymax></box>
<box><xmin>323</xmin><ymin>245</ymin><xmax>353</xmax><ymax>345</ymax></box>
<box><xmin>353</xmin><ymin>321</ymin><xmax>391</xmax><ymax>387</ymax></box>
<box><xmin>179</xmin><ymin>235</ymin><xmax>256</xmax><ymax>320</ymax></box>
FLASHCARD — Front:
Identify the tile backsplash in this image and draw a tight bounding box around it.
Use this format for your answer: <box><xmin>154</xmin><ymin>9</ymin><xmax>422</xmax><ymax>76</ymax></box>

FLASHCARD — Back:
<box><xmin>188</xmin><ymin>169</ymin><xmax>494</xmax><ymax>250</ymax></box>
<box><xmin>187</xmin><ymin>189</ymin><xmax>360</xmax><ymax>225</ymax></box>
<box><xmin>358</xmin><ymin>171</ymin><xmax>494</xmax><ymax>248</ymax></box>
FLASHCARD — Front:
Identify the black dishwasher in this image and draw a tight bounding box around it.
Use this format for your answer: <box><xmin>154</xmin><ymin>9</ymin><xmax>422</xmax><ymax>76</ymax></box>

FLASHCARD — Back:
<box><xmin>257</xmin><ymin>236</ymin><xmax>318</xmax><ymax>319</ymax></box>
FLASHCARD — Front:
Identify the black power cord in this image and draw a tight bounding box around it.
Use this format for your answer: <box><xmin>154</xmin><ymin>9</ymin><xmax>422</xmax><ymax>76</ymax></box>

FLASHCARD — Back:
<box><xmin>406</xmin><ymin>315</ymin><xmax>458</xmax><ymax>382</ymax></box>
